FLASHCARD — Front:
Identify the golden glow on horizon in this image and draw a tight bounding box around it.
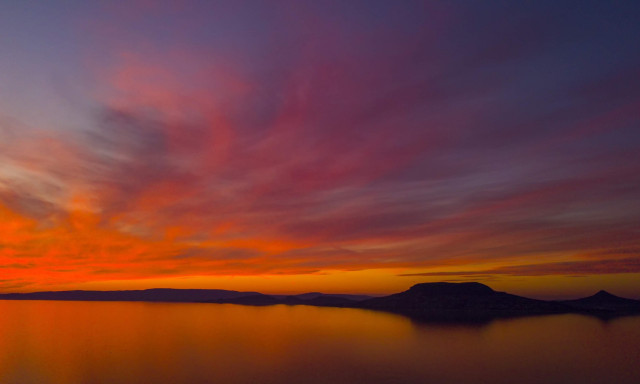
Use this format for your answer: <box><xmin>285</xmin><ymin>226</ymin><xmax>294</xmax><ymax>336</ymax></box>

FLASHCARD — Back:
<box><xmin>1</xmin><ymin>198</ymin><xmax>639</xmax><ymax>298</ymax></box>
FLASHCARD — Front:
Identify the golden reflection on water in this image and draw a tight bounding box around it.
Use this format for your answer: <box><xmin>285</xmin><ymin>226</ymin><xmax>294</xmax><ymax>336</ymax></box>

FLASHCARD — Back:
<box><xmin>0</xmin><ymin>301</ymin><xmax>638</xmax><ymax>384</ymax></box>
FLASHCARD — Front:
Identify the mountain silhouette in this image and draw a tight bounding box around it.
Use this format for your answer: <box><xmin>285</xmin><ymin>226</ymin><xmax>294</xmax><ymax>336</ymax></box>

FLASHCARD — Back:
<box><xmin>0</xmin><ymin>288</ymin><xmax>260</xmax><ymax>302</ymax></box>
<box><xmin>1</xmin><ymin>283</ymin><xmax>638</xmax><ymax>323</ymax></box>
<box><xmin>356</xmin><ymin>282</ymin><xmax>569</xmax><ymax>322</ymax></box>
<box><xmin>560</xmin><ymin>290</ymin><xmax>640</xmax><ymax>315</ymax></box>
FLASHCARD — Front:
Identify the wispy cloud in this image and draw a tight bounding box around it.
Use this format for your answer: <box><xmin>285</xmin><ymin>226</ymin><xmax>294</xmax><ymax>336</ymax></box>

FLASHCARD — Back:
<box><xmin>0</xmin><ymin>0</ymin><xmax>639</xmax><ymax>292</ymax></box>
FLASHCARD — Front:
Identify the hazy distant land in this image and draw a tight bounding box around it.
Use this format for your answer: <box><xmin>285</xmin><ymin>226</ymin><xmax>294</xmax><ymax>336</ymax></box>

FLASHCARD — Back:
<box><xmin>1</xmin><ymin>282</ymin><xmax>638</xmax><ymax>323</ymax></box>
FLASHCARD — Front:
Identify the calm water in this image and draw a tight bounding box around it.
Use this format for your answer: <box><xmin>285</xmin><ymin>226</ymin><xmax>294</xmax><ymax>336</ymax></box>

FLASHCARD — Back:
<box><xmin>0</xmin><ymin>301</ymin><xmax>639</xmax><ymax>384</ymax></box>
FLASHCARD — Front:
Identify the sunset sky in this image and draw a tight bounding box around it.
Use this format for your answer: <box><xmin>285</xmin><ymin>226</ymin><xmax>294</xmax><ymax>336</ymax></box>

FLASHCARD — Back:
<box><xmin>0</xmin><ymin>1</ymin><xmax>639</xmax><ymax>298</ymax></box>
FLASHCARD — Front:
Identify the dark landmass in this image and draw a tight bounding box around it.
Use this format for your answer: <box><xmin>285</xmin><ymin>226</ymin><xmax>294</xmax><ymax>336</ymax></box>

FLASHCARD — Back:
<box><xmin>355</xmin><ymin>282</ymin><xmax>570</xmax><ymax>322</ymax></box>
<box><xmin>0</xmin><ymin>288</ymin><xmax>367</xmax><ymax>307</ymax></box>
<box><xmin>209</xmin><ymin>292</ymin><xmax>365</xmax><ymax>307</ymax></box>
<box><xmin>559</xmin><ymin>290</ymin><xmax>640</xmax><ymax>318</ymax></box>
<box><xmin>274</xmin><ymin>292</ymin><xmax>372</xmax><ymax>302</ymax></box>
<box><xmin>1</xmin><ymin>282</ymin><xmax>639</xmax><ymax>323</ymax></box>
<box><xmin>0</xmin><ymin>288</ymin><xmax>260</xmax><ymax>302</ymax></box>
<box><xmin>209</xmin><ymin>293</ymin><xmax>282</xmax><ymax>306</ymax></box>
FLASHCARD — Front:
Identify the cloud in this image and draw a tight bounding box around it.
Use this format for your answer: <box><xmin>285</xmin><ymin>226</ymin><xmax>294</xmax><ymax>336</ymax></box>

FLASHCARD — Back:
<box><xmin>0</xmin><ymin>0</ymin><xmax>639</xmax><ymax>291</ymax></box>
<box><xmin>399</xmin><ymin>256</ymin><xmax>640</xmax><ymax>277</ymax></box>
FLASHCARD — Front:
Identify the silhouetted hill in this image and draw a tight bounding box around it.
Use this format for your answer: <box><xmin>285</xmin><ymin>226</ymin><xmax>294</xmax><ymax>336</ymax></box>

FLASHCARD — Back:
<box><xmin>357</xmin><ymin>282</ymin><xmax>569</xmax><ymax>322</ymax></box>
<box><xmin>561</xmin><ymin>290</ymin><xmax>640</xmax><ymax>315</ymax></box>
<box><xmin>0</xmin><ymin>288</ymin><xmax>259</xmax><ymax>302</ymax></box>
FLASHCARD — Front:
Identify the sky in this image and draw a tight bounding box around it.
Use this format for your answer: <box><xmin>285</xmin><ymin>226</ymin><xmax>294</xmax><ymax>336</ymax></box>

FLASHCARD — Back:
<box><xmin>0</xmin><ymin>0</ymin><xmax>639</xmax><ymax>298</ymax></box>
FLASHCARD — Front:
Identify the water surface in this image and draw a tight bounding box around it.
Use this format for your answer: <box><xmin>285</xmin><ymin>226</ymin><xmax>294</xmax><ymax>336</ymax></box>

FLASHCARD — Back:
<box><xmin>0</xmin><ymin>301</ymin><xmax>638</xmax><ymax>384</ymax></box>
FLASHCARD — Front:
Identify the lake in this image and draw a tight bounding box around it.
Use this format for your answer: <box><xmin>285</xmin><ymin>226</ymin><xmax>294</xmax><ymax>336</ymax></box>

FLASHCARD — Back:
<box><xmin>0</xmin><ymin>301</ymin><xmax>638</xmax><ymax>384</ymax></box>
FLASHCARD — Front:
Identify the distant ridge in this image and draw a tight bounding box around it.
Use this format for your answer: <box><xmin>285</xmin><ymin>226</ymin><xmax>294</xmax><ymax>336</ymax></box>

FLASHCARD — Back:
<box><xmin>0</xmin><ymin>288</ymin><xmax>370</xmax><ymax>307</ymax></box>
<box><xmin>560</xmin><ymin>290</ymin><xmax>640</xmax><ymax>315</ymax></box>
<box><xmin>1</xmin><ymin>283</ymin><xmax>638</xmax><ymax>323</ymax></box>
<box><xmin>0</xmin><ymin>288</ymin><xmax>260</xmax><ymax>302</ymax></box>
<box><xmin>276</xmin><ymin>292</ymin><xmax>372</xmax><ymax>302</ymax></box>
<box><xmin>210</xmin><ymin>292</ymin><xmax>365</xmax><ymax>307</ymax></box>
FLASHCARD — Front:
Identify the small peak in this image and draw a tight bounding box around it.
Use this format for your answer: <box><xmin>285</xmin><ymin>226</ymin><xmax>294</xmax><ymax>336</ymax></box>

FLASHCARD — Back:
<box><xmin>594</xmin><ymin>290</ymin><xmax>614</xmax><ymax>297</ymax></box>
